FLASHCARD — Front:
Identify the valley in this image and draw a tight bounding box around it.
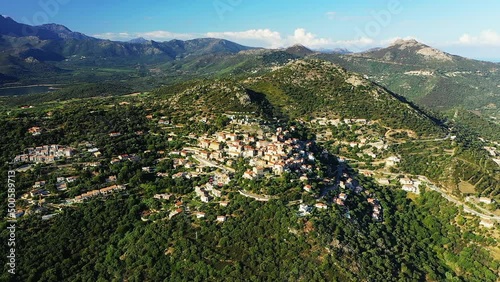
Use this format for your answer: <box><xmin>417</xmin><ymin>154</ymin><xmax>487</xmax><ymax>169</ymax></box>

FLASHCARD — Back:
<box><xmin>0</xmin><ymin>85</ymin><xmax>60</xmax><ymax>96</ymax></box>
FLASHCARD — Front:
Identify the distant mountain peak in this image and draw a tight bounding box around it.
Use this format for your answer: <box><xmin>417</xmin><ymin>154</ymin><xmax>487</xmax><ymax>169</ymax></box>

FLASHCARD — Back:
<box><xmin>0</xmin><ymin>14</ymin><xmax>17</xmax><ymax>24</ymax></box>
<box><xmin>285</xmin><ymin>44</ymin><xmax>314</xmax><ymax>56</ymax></box>
<box><xmin>331</xmin><ymin>48</ymin><xmax>353</xmax><ymax>54</ymax></box>
<box><xmin>360</xmin><ymin>38</ymin><xmax>454</xmax><ymax>62</ymax></box>
<box><xmin>129</xmin><ymin>37</ymin><xmax>149</xmax><ymax>44</ymax></box>
<box><xmin>40</xmin><ymin>23</ymin><xmax>72</xmax><ymax>33</ymax></box>
<box><xmin>391</xmin><ymin>38</ymin><xmax>420</xmax><ymax>46</ymax></box>
<box><xmin>366</xmin><ymin>47</ymin><xmax>382</xmax><ymax>52</ymax></box>
<box><xmin>393</xmin><ymin>39</ymin><xmax>453</xmax><ymax>61</ymax></box>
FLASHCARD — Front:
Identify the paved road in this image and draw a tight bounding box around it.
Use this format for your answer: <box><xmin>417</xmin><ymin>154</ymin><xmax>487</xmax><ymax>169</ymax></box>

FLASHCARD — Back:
<box><xmin>238</xmin><ymin>190</ymin><xmax>276</xmax><ymax>202</ymax></box>
<box><xmin>354</xmin><ymin>168</ymin><xmax>500</xmax><ymax>221</ymax></box>
<box><xmin>14</xmin><ymin>164</ymin><xmax>32</xmax><ymax>172</ymax></box>
<box><xmin>192</xmin><ymin>155</ymin><xmax>235</xmax><ymax>173</ymax></box>
<box><xmin>417</xmin><ymin>175</ymin><xmax>500</xmax><ymax>221</ymax></box>
<box><xmin>184</xmin><ymin>147</ymin><xmax>235</xmax><ymax>173</ymax></box>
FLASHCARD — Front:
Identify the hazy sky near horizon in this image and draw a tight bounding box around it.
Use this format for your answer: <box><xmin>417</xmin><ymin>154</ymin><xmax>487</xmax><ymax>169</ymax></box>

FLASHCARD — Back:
<box><xmin>2</xmin><ymin>0</ymin><xmax>500</xmax><ymax>60</ymax></box>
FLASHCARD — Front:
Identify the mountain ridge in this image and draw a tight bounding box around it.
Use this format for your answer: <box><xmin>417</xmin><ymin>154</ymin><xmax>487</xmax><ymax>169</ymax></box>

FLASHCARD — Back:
<box><xmin>312</xmin><ymin>39</ymin><xmax>500</xmax><ymax>119</ymax></box>
<box><xmin>0</xmin><ymin>16</ymin><xmax>498</xmax><ymax>122</ymax></box>
<box><xmin>0</xmin><ymin>16</ymin><xmax>255</xmax><ymax>60</ymax></box>
<box><xmin>355</xmin><ymin>39</ymin><xmax>455</xmax><ymax>64</ymax></box>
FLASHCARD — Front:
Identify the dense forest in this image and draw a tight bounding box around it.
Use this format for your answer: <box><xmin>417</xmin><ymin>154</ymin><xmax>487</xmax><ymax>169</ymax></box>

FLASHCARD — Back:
<box><xmin>1</xmin><ymin>174</ymin><xmax>498</xmax><ymax>281</ymax></box>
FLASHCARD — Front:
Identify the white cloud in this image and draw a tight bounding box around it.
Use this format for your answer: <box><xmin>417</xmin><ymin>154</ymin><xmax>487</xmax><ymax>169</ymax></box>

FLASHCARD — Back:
<box><xmin>326</xmin><ymin>12</ymin><xmax>337</xmax><ymax>20</ymax></box>
<box><xmin>140</xmin><ymin>30</ymin><xmax>194</xmax><ymax>40</ymax></box>
<box><xmin>206</xmin><ymin>29</ymin><xmax>282</xmax><ymax>48</ymax></box>
<box><xmin>286</xmin><ymin>28</ymin><xmax>380</xmax><ymax>51</ymax></box>
<box><xmin>287</xmin><ymin>28</ymin><xmax>332</xmax><ymax>48</ymax></box>
<box><xmin>205</xmin><ymin>27</ymin><xmax>377</xmax><ymax>52</ymax></box>
<box><xmin>458</xmin><ymin>34</ymin><xmax>473</xmax><ymax>44</ymax></box>
<box><xmin>93</xmin><ymin>32</ymin><xmax>133</xmax><ymax>40</ymax></box>
<box><xmin>457</xmin><ymin>29</ymin><xmax>500</xmax><ymax>46</ymax></box>
<box><xmin>441</xmin><ymin>30</ymin><xmax>500</xmax><ymax>60</ymax></box>
<box><xmin>93</xmin><ymin>31</ymin><xmax>196</xmax><ymax>41</ymax></box>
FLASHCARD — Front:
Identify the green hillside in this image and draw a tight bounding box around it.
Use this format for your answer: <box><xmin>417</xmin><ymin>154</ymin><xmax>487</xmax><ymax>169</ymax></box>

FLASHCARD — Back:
<box><xmin>313</xmin><ymin>40</ymin><xmax>500</xmax><ymax>119</ymax></box>
<box><xmin>0</xmin><ymin>84</ymin><xmax>498</xmax><ymax>281</ymax></box>
<box><xmin>245</xmin><ymin>59</ymin><xmax>445</xmax><ymax>136</ymax></box>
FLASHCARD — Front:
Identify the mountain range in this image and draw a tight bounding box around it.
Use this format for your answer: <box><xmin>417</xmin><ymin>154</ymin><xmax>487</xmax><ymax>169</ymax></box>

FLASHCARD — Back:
<box><xmin>0</xmin><ymin>15</ymin><xmax>253</xmax><ymax>60</ymax></box>
<box><xmin>0</xmin><ymin>15</ymin><xmax>499</xmax><ymax>122</ymax></box>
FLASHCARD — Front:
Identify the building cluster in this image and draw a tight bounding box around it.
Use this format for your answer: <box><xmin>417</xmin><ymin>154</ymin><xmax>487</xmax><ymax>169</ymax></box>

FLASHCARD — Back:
<box><xmin>154</xmin><ymin>193</ymin><xmax>172</xmax><ymax>200</ymax></box>
<box><xmin>385</xmin><ymin>156</ymin><xmax>401</xmax><ymax>167</ymax></box>
<box><xmin>87</xmin><ymin>147</ymin><xmax>102</xmax><ymax>158</ymax></box>
<box><xmin>225</xmin><ymin>114</ymin><xmax>260</xmax><ymax>126</ymax></box>
<box><xmin>16</xmin><ymin>176</ymin><xmax>80</xmax><ymax>214</ymax></box>
<box><xmin>339</xmin><ymin>174</ymin><xmax>364</xmax><ymax>194</ymax></box>
<box><xmin>335</xmin><ymin>170</ymin><xmax>383</xmax><ymax>220</ymax></box>
<box><xmin>367</xmin><ymin>198</ymin><xmax>383</xmax><ymax>220</ymax></box>
<box><xmin>298</xmin><ymin>204</ymin><xmax>313</xmax><ymax>216</ymax></box>
<box><xmin>298</xmin><ymin>201</ymin><xmax>329</xmax><ymax>216</ymax></box>
<box><xmin>399</xmin><ymin>177</ymin><xmax>421</xmax><ymax>194</ymax></box>
<box><xmin>195</xmin><ymin>183</ymin><xmax>222</xmax><ymax>203</ymax></box>
<box><xmin>376</xmin><ymin>175</ymin><xmax>424</xmax><ymax>195</ymax></box>
<box><xmin>73</xmin><ymin>185</ymin><xmax>126</xmax><ymax>203</ymax></box>
<box><xmin>193</xmin><ymin>171</ymin><xmax>231</xmax><ymax>203</ymax></box>
<box><xmin>197</xmin><ymin>127</ymin><xmax>317</xmax><ymax>179</ymax></box>
<box><xmin>56</xmin><ymin>176</ymin><xmax>78</xmax><ymax>191</ymax></box>
<box><xmin>153</xmin><ymin>195</ymin><xmax>228</xmax><ymax>224</ymax></box>
<box><xmin>484</xmin><ymin>146</ymin><xmax>500</xmax><ymax>166</ymax></box>
<box><xmin>11</xmin><ymin>119</ymin><xmax>392</xmax><ymax>226</ymax></box>
<box><xmin>484</xmin><ymin>146</ymin><xmax>498</xmax><ymax>157</ymax></box>
<box><xmin>310</xmin><ymin>118</ymin><xmax>370</xmax><ymax>127</ymax></box>
<box><xmin>110</xmin><ymin>154</ymin><xmax>140</xmax><ymax>164</ymax></box>
<box><xmin>28</xmin><ymin>126</ymin><xmax>42</xmax><ymax>136</ymax></box>
<box><xmin>309</xmin><ymin>117</ymin><xmax>391</xmax><ymax>159</ymax></box>
<box><xmin>24</xmin><ymin>180</ymin><xmax>51</xmax><ymax>200</ymax></box>
<box><xmin>465</xmin><ymin>196</ymin><xmax>494</xmax><ymax>205</ymax></box>
<box><xmin>14</xmin><ymin>145</ymin><xmax>74</xmax><ymax>163</ymax></box>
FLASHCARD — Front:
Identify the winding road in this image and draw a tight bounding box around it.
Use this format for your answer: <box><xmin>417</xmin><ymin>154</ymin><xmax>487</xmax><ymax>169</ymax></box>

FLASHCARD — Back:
<box><xmin>417</xmin><ymin>175</ymin><xmax>500</xmax><ymax>221</ymax></box>
<box><xmin>358</xmin><ymin>168</ymin><xmax>500</xmax><ymax>222</ymax></box>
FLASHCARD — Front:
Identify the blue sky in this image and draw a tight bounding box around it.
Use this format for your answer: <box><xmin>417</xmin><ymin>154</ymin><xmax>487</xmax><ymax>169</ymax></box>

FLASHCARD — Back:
<box><xmin>2</xmin><ymin>0</ymin><xmax>500</xmax><ymax>60</ymax></box>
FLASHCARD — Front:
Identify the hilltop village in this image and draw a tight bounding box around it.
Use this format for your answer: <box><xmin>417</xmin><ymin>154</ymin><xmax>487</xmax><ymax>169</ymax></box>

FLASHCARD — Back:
<box><xmin>8</xmin><ymin>111</ymin><xmax>496</xmax><ymax>229</ymax></box>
